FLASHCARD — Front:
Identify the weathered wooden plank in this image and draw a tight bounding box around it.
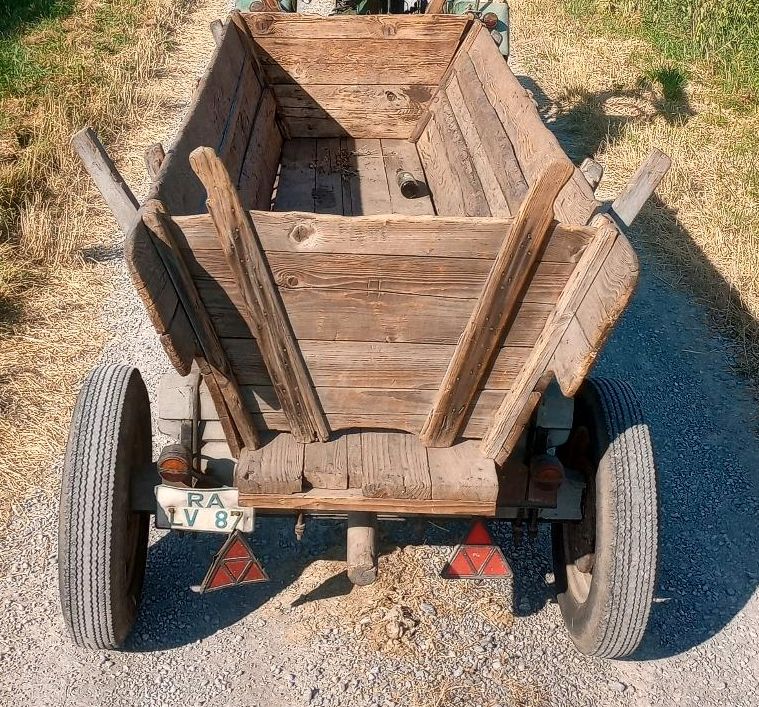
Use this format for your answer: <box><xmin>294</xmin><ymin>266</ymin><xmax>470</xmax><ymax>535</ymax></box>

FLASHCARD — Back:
<box><xmin>482</xmin><ymin>219</ymin><xmax>621</xmax><ymax>459</ymax></box>
<box><xmin>427</xmin><ymin>441</ymin><xmax>498</xmax><ymax>502</ymax></box>
<box><xmin>451</xmin><ymin>55</ymin><xmax>528</xmax><ymax>213</ymax></box>
<box><xmin>223</xmin><ymin>339</ymin><xmax>529</xmax><ymax>389</ymax></box>
<box><xmin>190</xmin><ymin>147</ymin><xmax>329</xmax><ymax>443</ymax></box>
<box><xmin>361</xmin><ymin>431</ymin><xmax>431</xmax><ymax>499</ymax></box>
<box><xmin>259</xmin><ymin>56</ymin><xmax>454</xmax><ymax>86</ymax></box>
<box><xmin>552</xmin><ymin>228</ymin><xmax>638</xmax><ymax>396</ymax></box>
<box><xmin>238</xmin><ymin>487</ymin><xmax>495</xmax><ymax>516</ymax></box>
<box><xmin>198</xmin><ymin>284</ymin><xmax>553</xmax><ymax>345</ymax></box>
<box><xmin>343</xmin><ymin>138</ymin><xmax>392</xmax><ymax>216</ymax></box>
<box><xmin>238</xmin><ymin>89</ymin><xmax>282</xmax><ymax>210</ymax></box>
<box><xmin>202</xmin><ymin>385</ymin><xmax>507</xmax><ymax>420</ymax></box>
<box><xmin>273</xmin><ymin>138</ymin><xmax>315</xmax><ymax>211</ymax></box>
<box><xmin>611</xmin><ymin>148</ymin><xmax>671</xmax><ymax>227</ymax></box>
<box><xmin>177</xmin><ymin>211</ymin><xmax>593</xmax><ymax>262</ymax></box>
<box><xmin>444</xmin><ymin>77</ymin><xmax>512</xmax><ymax>217</ymax></box>
<box><xmin>313</xmin><ymin>138</ymin><xmax>344</xmax><ymax>215</ymax></box>
<box><xmin>190</xmin><ymin>251</ymin><xmax>572</xmax><ymax>302</ymax></box>
<box><xmin>304</xmin><ymin>433</ymin><xmax>349</xmax><ymax>490</ymax></box>
<box><xmin>415</xmin><ymin>107</ymin><xmax>467</xmax><ymax>216</ymax></box>
<box><xmin>274</xmin><ymin>85</ymin><xmax>434</xmax><ymax>140</ymax></box>
<box><xmin>142</xmin><ymin>199</ymin><xmax>261</xmax><ymax>451</ymax></box>
<box><xmin>218</xmin><ymin>60</ymin><xmax>264</xmax><ymax>184</ymax></box>
<box><xmin>427</xmin><ymin>92</ymin><xmax>490</xmax><ymax>216</ymax></box>
<box><xmin>245</xmin><ymin>13</ymin><xmax>469</xmax><ymax>40</ymax></box>
<box><xmin>380</xmin><ymin>139</ymin><xmax>435</xmax><ymax>216</ymax></box>
<box><xmin>156</xmin><ymin>22</ymin><xmax>249</xmax><ymax>215</ymax></box>
<box><xmin>237</xmin><ymin>433</ymin><xmax>304</xmax><ymax>494</ymax></box>
<box><xmin>420</xmin><ymin>160</ymin><xmax>575</xmax><ymax>447</ymax></box>
<box><xmin>466</xmin><ymin>30</ymin><xmax>599</xmax><ymax>225</ymax></box>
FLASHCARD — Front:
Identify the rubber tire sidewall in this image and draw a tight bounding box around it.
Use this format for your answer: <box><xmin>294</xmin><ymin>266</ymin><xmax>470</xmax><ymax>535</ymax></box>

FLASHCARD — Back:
<box><xmin>58</xmin><ymin>364</ymin><xmax>151</xmax><ymax>650</ymax></box>
<box><xmin>553</xmin><ymin>378</ymin><xmax>659</xmax><ymax>659</ymax></box>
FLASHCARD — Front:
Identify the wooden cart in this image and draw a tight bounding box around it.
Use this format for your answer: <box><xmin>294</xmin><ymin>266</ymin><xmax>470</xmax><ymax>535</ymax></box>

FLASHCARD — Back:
<box><xmin>61</xmin><ymin>12</ymin><xmax>669</xmax><ymax>657</ymax></box>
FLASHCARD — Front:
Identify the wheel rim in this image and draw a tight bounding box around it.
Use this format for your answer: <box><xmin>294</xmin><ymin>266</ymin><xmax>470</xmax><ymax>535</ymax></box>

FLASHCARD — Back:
<box><xmin>124</xmin><ymin>511</ymin><xmax>147</xmax><ymax>609</ymax></box>
<box><xmin>559</xmin><ymin>424</ymin><xmax>597</xmax><ymax>606</ymax></box>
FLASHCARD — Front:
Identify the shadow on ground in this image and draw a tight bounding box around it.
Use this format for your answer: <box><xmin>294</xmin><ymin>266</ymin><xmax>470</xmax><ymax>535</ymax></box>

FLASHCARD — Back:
<box><xmin>515</xmin><ymin>70</ymin><xmax>759</xmax><ymax>659</ymax></box>
<box><xmin>129</xmin><ymin>515</ymin><xmax>556</xmax><ymax>653</ymax></box>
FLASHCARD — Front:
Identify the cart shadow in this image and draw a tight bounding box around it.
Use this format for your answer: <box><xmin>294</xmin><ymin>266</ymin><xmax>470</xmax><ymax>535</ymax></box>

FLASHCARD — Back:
<box><xmin>517</xmin><ymin>68</ymin><xmax>759</xmax><ymax>660</ymax></box>
<box><xmin>128</xmin><ymin>516</ymin><xmax>554</xmax><ymax>652</ymax></box>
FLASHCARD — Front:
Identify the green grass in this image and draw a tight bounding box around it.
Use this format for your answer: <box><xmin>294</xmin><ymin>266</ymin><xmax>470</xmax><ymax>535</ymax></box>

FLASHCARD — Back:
<box><xmin>566</xmin><ymin>0</ymin><xmax>759</xmax><ymax>105</ymax></box>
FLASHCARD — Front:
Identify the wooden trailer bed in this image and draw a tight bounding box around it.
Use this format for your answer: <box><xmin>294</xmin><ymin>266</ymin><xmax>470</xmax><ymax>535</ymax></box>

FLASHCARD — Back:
<box><xmin>127</xmin><ymin>12</ymin><xmax>641</xmax><ymax>516</ymax></box>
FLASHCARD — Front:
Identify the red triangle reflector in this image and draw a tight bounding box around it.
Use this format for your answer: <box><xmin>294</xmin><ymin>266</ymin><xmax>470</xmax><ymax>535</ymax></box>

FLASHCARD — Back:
<box><xmin>463</xmin><ymin>519</ymin><xmax>494</xmax><ymax>545</ymax></box>
<box><xmin>441</xmin><ymin>519</ymin><xmax>511</xmax><ymax>579</ymax></box>
<box><xmin>200</xmin><ymin>531</ymin><xmax>269</xmax><ymax>593</ymax></box>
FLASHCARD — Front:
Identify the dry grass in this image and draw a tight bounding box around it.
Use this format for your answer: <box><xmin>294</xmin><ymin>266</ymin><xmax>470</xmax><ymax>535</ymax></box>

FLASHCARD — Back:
<box><xmin>0</xmin><ymin>0</ymin><xmax>207</xmax><ymax>527</ymax></box>
<box><xmin>510</xmin><ymin>0</ymin><xmax>759</xmax><ymax>384</ymax></box>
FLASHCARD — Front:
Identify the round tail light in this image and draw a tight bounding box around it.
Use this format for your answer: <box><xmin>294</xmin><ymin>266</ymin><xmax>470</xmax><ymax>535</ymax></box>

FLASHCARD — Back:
<box><xmin>482</xmin><ymin>12</ymin><xmax>499</xmax><ymax>30</ymax></box>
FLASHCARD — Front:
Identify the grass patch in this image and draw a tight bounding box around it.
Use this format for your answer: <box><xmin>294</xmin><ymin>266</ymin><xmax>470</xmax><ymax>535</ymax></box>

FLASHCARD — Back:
<box><xmin>512</xmin><ymin>0</ymin><xmax>759</xmax><ymax>386</ymax></box>
<box><xmin>0</xmin><ymin>0</ymin><xmax>202</xmax><ymax>527</ymax></box>
<box><xmin>565</xmin><ymin>0</ymin><xmax>759</xmax><ymax>104</ymax></box>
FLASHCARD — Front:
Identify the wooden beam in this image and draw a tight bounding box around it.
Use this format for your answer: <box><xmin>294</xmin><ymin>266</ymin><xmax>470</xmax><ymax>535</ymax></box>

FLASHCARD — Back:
<box><xmin>419</xmin><ymin>159</ymin><xmax>574</xmax><ymax>447</ymax></box>
<box><xmin>144</xmin><ymin>142</ymin><xmax>165</xmax><ymax>181</ymax></box>
<box><xmin>71</xmin><ymin>127</ymin><xmax>139</xmax><ymax>234</ymax></box>
<box><xmin>237</xmin><ymin>433</ymin><xmax>304</xmax><ymax>494</ymax></box>
<box><xmin>347</xmin><ymin>512</ymin><xmax>377</xmax><ymax>586</ymax></box>
<box><xmin>142</xmin><ymin>199</ymin><xmax>260</xmax><ymax>453</ymax></box>
<box><xmin>238</xmin><ymin>487</ymin><xmax>495</xmax><ymax>516</ymax></box>
<box><xmin>481</xmin><ymin>218</ymin><xmax>620</xmax><ymax>460</ymax></box>
<box><xmin>189</xmin><ymin>146</ymin><xmax>330</xmax><ymax>444</ymax></box>
<box><xmin>611</xmin><ymin>148</ymin><xmax>671</xmax><ymax>227</ymax></box>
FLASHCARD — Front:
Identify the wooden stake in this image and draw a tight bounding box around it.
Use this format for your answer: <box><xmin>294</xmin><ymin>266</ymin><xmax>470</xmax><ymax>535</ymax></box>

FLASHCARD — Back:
<box><xmin>144</xmin><ymin>143</ymin><xmax>166</xmax><ymax>181</ymax></box>
<box><xmin>71</xmin><ymin>127</ymin><xmax>139</xmax><ymax>234</ymax></box>
<box><xmin>210</xmin><ymin>19</ymin><xmax>224</xmax><ymax>46</ymax></box>
<box><xmin>611</xmin><ymin>148</ymin><xmax>671</xmax><ymax>227</ymax></box>
<box><xmin>189</xmin><ymin>146</ymin><xmax>330</xmax><ymax>444</ymax></box>
<box><xmin>142</xmin><ymin>199</ymin><xmax>260</xmax><ymax>453</ymax></box>
<box><xmin>347</xmin><ymin>512</ymin><xmax>377</xmax><ymax>586</ymax></box>
<box><xmin>419</xmin><ymin>159</ymin><xmax>574</xmax><ymax>448</ymax></box>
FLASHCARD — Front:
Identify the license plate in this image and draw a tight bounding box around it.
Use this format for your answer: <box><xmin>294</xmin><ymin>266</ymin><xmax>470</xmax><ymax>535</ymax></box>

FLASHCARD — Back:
<box><xmin>155</xmin><ymin>485</ymin><xmax>255</xmax><ymax>534</ymax></box>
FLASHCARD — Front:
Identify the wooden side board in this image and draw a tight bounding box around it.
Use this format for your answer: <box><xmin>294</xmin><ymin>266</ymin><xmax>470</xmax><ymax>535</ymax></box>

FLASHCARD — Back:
<box><xmin>240</xmin><ymin>13</ymin><xmax>470</xmax><ymax>138</ymax></box>
<box><xmin>464</xmin><ymin>30</ymin><xmax>599</xmax><ymax>226</ymax></box>
<box><xmin>125</xmin><ymin>20</ymin><xmax>278</xmax><ymax>378</ymax></box>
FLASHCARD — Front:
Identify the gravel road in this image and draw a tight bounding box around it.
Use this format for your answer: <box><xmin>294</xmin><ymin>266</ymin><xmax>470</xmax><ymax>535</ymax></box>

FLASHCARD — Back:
<box><xmin>1</xmin><ymin>2</ymin><xmax>758</xmax><ymax>706</ymax></box>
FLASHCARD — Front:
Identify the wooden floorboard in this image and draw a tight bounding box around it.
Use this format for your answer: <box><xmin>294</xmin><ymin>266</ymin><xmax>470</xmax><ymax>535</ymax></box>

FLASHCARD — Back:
<box><xmin>273</xmin><ymin>138</ymin><xmax>435</xmax><ymax>217</ymax></box>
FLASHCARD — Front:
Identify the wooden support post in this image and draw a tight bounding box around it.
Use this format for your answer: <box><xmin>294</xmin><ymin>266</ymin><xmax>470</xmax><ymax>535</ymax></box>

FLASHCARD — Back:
<box><xmin>142</xmin><ymin>199</ymin><xmax>260</xmax><ymax>454</ymax></box>
<box><xmin>144</xmin><ymin>143</ymin><xmax>166</xmax><ymax>181</ymax></box>
<box><xmin>419</xmin><ymin>159</ymin><xmax>574</xmax><ymax>448</ymax></box>
<box><xmin>481</xmin><ymin>218</ymin><xmax>620</xmax><ymax>460</ymax></box>
<box><xmin>347</xmin><ymin>512</ymin><xmax>377</xmax><ymax>586</ymax></box>
<box><xmin>71</xmin><ymin>127</ymin><xmax>139</xmax><ymax>234</ymax></box>
<box><xmin>610</xmin><ymin>148</ymin><xmax>671</xmax><ymax>227</ymax></box>
<box><xmin>210</xmin><ymin>19</ymin><xmax>224</xmax><ymax>46</ymax></box>
<box><xmin>189</xmin><ymin>146</ymin><xmax>330</xmax><ymax>444</ymax></box>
